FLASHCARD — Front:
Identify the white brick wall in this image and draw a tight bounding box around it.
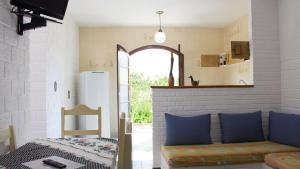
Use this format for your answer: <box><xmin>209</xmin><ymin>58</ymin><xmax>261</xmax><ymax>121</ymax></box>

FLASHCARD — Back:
<box><xmin>152</xmin><ymin>0</ymin><xmax>281</xmax><ymax>167</ymax></box>
<box><xmin>0</xmin><ymin>0</ymin><xmax>30</xmax><ymax>146</ymax></box>
<box><xmin>279</xmin><ymin>0</ymin><xmax>300</xmax><ymax>113</ymax></box>
<box><xmin>0</xmin><ymin>0</ymin><xmax>78</xmax><ymax>143</ymax></box>
<box><xmin>29</xmin><ymin>16</ymin><xmax>79</xmax><ymax>139</ymax></box>
<box><xmin>29</xmin><ymin>29</ymin><xmax>48</xmax><ymax>139</ymax></box>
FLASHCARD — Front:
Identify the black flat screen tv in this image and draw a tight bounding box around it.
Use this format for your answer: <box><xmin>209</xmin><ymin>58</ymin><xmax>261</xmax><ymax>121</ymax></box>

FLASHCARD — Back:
<box><xmin>10</xmin><ymin>0</ymin><xmax>69</xmax><ymax>20</ymax></box>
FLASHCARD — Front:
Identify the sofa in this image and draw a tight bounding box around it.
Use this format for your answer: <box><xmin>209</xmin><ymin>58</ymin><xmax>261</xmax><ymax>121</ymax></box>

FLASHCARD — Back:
<box><xmin>161</xmin><ymin>142</ymin><xmax>300</xmax><ymax>169</ymax></box>
<box><xmin>161</xmin><ymin>111</ymin><xmax>300</xmax><ymax>169</ymax></box>
<box><xmin>265</xmin><ymin>152</ymin><xmax>300</xmax><ymax>169</ymax></box>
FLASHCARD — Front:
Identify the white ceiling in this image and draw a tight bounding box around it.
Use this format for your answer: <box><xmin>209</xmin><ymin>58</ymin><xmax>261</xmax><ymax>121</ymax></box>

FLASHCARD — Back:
<box><xmin>67</xmin><ymin>0</ymin><xmax>249</xmax><ymax>27</ymax></box>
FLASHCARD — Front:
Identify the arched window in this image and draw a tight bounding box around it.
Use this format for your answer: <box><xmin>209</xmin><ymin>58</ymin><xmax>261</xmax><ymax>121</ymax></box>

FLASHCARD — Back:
<box><xmin>129</xmin><ymin>45</ymin><xmax>184</xmax><ymax>86</ymax></box>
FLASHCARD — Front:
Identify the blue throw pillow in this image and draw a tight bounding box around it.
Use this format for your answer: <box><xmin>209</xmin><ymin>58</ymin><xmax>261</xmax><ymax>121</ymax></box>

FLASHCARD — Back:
<box><xmin>165</xmin><ymin>113</ymin><xmax>212</xmax><ymax>146</ymax></box>
<box><xmin>269</xmin><ymin>111</ymin><xmax>300</xmax><ymax>147</ymax></box>
<box><xmin>219</xmin><ymin>111</ymin><xmax>265</xmax><ymax>143</ymax></box>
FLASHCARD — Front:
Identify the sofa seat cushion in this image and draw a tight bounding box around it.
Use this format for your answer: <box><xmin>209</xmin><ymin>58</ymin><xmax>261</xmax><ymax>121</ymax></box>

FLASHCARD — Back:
<box><xmin>265</xmin><ymin>152</ymin><xmax>300</xmax><ymax>169</ymax></box>
<box><xmin>161</xmin><ymin>141</ymin><xmax>300</xmax><ymax>168</ymax></box>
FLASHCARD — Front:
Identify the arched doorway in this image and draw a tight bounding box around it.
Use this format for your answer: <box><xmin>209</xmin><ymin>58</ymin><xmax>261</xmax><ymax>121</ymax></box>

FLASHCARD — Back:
<box><xmin>117</xmin><ymin>44</ymin><xmax>184</xmax><ymax>167</ymax></box>
<box><xmin>117</xmin><ymin>44</ymin><xmax>184</xmax><ymax>120</ymax></box>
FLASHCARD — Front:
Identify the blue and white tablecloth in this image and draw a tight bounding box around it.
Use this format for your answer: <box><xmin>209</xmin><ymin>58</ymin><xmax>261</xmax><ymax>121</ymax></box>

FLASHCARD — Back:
<box><xmin>0</xmin><ymin>138</ymin><xmax>118</xmax><ymax>169</ymax></box>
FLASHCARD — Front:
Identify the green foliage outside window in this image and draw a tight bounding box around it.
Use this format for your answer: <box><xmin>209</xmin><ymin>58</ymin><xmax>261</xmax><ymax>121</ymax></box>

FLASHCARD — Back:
<box><xmin>130</xmin><ymin>73</ymin><xmax>168</xmax><ymax>124</ymax></box>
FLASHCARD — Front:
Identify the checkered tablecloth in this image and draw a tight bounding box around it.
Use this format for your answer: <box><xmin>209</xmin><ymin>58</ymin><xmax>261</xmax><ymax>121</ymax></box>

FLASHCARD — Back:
<box><xmin>0</xmin><ymin>138</ymin><xmax>118</xmax><ymax>169</ymax></box>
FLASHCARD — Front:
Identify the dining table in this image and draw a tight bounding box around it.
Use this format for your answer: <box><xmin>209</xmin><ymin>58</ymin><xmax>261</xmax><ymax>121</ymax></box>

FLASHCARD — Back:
<box><xmin>0</xmin><ymin>137</ymin><xmax>118</xmax><ymax>169</ymax></box>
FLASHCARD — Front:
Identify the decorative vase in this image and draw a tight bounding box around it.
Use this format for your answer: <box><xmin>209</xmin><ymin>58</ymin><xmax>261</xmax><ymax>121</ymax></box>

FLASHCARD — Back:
<box><xmin>168</xmin><ymin>73</ymin><xmax>174</xmax><ymax>87</ymax></box>
<box><xmin>168</xmin><ymin>53</ymin><xmax>175</xmax><ymax>87</ymax></box>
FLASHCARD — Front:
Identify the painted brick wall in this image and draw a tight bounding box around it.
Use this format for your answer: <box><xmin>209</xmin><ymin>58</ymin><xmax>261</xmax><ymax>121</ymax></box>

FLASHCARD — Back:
<box><xmin>0</xmin><ymin>0</ymin><xmax>30</xmax><ymax>146</ymax></box>
<box><xmin>29</xmin><ymin>17</ymin><xmax>79</xmax><ymax>140</ymax></box>
<box><xmin>29</xmin><ymin>29</ymin><xmax>47</xmax><ymax>139</ymax></box>
<box><xmin>152</xmin><ymin>0</ymin><xmax>281</xmax><ymax>167</ymax></box>
<box><xmin>279</xmin><ymin>0</ymin><xmax>300</xmax><ymax>113</ymax></box>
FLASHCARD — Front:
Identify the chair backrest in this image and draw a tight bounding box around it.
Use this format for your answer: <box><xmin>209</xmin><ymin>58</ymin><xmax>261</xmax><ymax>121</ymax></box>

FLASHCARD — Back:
<box><xmin>118</xmin><ymin>113</ymin><xmax>132</xmax><ymax>169</ymax></box>
<box><xmin>61</xmin><ymin>104</ymin><xmax>101</xmax><ymax>138</ymax></box>
<box><xmin>0</xmin><ymin>125</ymin><xmax>15</xmax><ymax>154</ymax></box>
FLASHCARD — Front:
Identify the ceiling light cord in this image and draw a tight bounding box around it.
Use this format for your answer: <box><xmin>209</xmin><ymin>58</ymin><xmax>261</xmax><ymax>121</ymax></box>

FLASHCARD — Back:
<box><xmin>156</xmin><ymin>11</ymin><xmax>164</xmax><ymax>31</ymax></box>
<box><xmin>158</xmin><ymin>13</ymin><xmax>162</xmax><ymax>31</ymax></box>
<box><xmin>154</xmin><ymin>11</ymin><xmax>166</xmax><ymax>43</ymax></box>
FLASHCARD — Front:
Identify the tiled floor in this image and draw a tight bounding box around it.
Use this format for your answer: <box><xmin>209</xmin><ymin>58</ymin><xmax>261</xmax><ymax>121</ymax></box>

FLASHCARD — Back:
<box><xmin>132</xmin><ymin>124</ymin><xmax>153</xmax><ymax>169</ymax></box>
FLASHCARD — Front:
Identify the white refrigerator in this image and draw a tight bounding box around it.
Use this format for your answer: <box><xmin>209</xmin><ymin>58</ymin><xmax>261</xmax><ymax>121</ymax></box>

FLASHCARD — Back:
<box><xmin>79</xmin><ymin>71</ymin><xmax>110</xmax><ymax>138</ymax></box>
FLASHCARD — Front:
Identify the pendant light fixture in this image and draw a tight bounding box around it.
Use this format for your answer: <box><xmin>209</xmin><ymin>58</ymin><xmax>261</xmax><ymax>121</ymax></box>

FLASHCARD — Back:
<box><xmin>154</xmin><ymin>11</ymin><xmax>166</xmax><ymax>43</ymax></box>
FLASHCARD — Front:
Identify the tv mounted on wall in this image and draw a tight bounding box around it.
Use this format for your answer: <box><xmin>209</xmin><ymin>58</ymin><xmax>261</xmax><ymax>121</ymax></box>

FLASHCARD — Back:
<box><xmin>10</xmin><ymin>0</ymin><xmax>69</xmax><ymax>35</ymax></box>
<box><xmin>10</xmin><ymin>0</ymin><xmax>69</xmax><ymax>20</ymax></box>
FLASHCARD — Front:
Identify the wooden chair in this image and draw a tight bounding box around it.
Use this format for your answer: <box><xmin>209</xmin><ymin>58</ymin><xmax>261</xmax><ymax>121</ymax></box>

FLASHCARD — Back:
<box><xmin>0</xmin><ymin>125</ymin><xmax>16</xmax><ymax>154</ymax></box>
<box><xmin>118</xmin><ymin>112</ymin><xmax>132</xmax><ymax>169</ymax></box>
<box><xmin>61</xmin><ymin>104</ymin><xmax>101</xmax><ymax>138</ymax></box>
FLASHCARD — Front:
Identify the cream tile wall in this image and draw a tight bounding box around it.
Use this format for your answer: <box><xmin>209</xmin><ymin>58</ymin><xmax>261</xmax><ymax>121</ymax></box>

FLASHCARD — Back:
<box><xmin>224</xmin><ymin>15</ymin><xmax>250</xmax><ymax>64</ymax></box>
<box><xmin>222</xmin><ymin>61</ymin><xmax>252</xmax><ymax>85</ymax></box>
<box><xmin>152</xmin><ymin>0</ymin><xmax>281</xmax><ymax>167</ymax></box>
<box><xmin>222</xmin><ymin>15</ymin><xmax>252</xmax><ymax>85</ymax></box>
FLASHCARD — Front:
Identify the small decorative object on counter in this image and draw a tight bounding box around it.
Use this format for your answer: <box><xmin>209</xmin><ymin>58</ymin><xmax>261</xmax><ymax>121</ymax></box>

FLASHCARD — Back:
<box><xmin>168</xmin><ymin>53</ymin><xmax>175</xmax><ymax>87</ymax></box>
<box><xmin>188</xmin><ymin>75</ymin><xmax>199</xmax><ymax>86</ymax></box>
<box><xmin>219</xmin><ymin>53</ymin><xmax>228</xmax><ymax>66</ymax></box>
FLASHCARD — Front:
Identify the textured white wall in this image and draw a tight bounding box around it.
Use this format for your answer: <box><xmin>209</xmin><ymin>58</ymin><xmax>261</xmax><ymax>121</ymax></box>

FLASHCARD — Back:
<box><xmin>29</xmin><ymin>16</ymin><xmax>79</xmax><ymax>139</ymax></box>
<box><xmin>152</xmin><ymin>0</ymin><xmax>281</xmax><ymax>167</ymax></box>
<box><xmin>0</xmin><ymin>0</ymin><xmax>30</xmax><ymax>146</ymax></box>
<box><xmin>279</xmin><ymin>0</ymin><xmax>300</xmax><ymax>113</ymax></box>
<box><xmin>29</xmin><ymin>29</ymin><xmax>47</xmax><ymax>139</ymax></box>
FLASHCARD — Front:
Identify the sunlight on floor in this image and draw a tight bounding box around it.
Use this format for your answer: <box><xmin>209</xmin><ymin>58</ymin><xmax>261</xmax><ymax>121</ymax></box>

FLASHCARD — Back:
<box><xmin>132</xmin><ymin>124</ymin><xmax>153</xmax><ymax>169</ymax></box>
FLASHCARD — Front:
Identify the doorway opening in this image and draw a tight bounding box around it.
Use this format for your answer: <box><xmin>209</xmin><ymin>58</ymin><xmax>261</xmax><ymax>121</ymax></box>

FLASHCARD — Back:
<box><xmin>117</xmin><ymin>44</ymin><xmax>184</xmax><ymax>168</ymax></box>
<box><xmin>130</xmin><ymin>48</ymin><xmax>182</xmax><ymax>168</ymax></box>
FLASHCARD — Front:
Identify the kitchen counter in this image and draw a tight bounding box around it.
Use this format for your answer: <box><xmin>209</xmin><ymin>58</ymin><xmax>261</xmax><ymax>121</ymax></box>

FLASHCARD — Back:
<box><xmin>151</xmin><ymin>85</ymin><xmax>254</xmax><ymax>89</ymax></box>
